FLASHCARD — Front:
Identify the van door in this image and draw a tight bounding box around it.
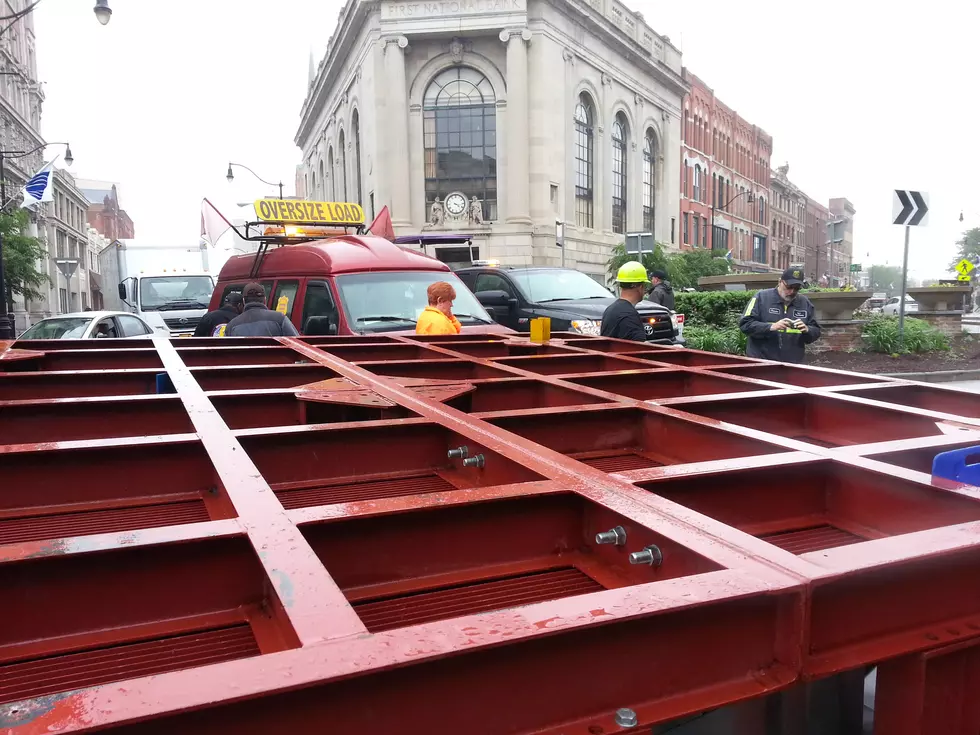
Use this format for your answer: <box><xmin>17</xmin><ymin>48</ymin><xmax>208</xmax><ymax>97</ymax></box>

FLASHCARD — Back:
<box><xmin>300</xmin><ymin>280</ymin><xmax>340</xmax><ymax>335</ymax></box>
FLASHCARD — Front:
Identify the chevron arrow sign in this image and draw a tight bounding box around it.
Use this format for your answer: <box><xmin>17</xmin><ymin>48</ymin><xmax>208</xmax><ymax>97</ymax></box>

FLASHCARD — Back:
<box><xmin>892</xmin><ymin>189</ymin><xmax>929</xmax><ymax>226</ymax></box>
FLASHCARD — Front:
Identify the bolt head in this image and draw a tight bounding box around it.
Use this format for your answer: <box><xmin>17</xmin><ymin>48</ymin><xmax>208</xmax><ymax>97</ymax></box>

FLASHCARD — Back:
<box><xmin>614</xmin><ymin>708</ymin><xmax>638</xmax><ymax>728</ymax></box>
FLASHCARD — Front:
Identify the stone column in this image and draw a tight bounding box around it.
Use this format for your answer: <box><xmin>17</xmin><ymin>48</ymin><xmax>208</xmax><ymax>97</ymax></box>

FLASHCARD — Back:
<box><xmin>384</xmin><ymin>35</ymin><xmax>412</xmax><ymax>228</ymax></box>
<box><xmin>501</xmin><ymin>28</ymin><xmax>532</xmax><ymax>226</ymax></box>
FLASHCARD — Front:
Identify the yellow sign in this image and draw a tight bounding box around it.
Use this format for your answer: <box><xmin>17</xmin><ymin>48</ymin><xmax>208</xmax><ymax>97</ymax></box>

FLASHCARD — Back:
<box><xmin>276</xmin><ymin>295</ymin><xmax>289</xmax><ymax>315</ymax></box>
<box><xmin>254</xmin><ymin>199</ymin><xmax>365</xmax><ymax>225</ymax></box>
<box><xmin>958</xmin><ymin>274</ymin><xmax>971</xmax><ymax>282</ymax></box>
<box><xmin>955</xmin><ymin>259</ymin><xmax>975</xmax><ymax>277</ymax></box>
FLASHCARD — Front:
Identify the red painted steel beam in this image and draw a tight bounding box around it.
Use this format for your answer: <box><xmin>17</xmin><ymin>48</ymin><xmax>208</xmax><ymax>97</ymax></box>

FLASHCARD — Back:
<box><xmin>151</xmin><ymin>339</ymin><xmax>366</xmax><ymax>645</ymax></box>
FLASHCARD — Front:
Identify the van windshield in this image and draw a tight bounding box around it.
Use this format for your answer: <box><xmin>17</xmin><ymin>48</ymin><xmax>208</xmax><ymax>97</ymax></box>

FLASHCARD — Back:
<box><xmin>335</xmin><ymin>271</ymin><xmax>492</xmax><ymax>332</ymax></box>
<box><xmin>140</xmin><ymin>276</ymin><xmax>215</xmax><ymax>311</ymax></box>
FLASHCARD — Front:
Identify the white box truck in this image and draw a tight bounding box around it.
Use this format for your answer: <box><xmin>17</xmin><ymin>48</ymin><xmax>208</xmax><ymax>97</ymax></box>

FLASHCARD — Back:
<box><xmin>99</xmin><ymin>241</ymin><xmax>216</xmax><ymax>337</ymax></box>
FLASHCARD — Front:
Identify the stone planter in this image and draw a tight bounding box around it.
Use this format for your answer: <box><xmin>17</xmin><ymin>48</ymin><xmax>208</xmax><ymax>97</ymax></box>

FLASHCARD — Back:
<box><xmin>698</xmin><ymin>273</ymin><xmax>780</xmax><ymax>292</ymax></box>
<box><xmin>906</xmin><ymin>287</ymin><xmax>972</xmax><ymax>312</ymax></box>
<box><xmin>806</xmin><ymin>291</ymin><xmax>873</xmax><ymax>321</ymax></box>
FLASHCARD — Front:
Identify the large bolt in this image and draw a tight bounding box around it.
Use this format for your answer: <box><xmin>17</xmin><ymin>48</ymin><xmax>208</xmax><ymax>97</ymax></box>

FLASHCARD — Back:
<box><xmin>629</xmin><ymin>545</ymin><xmax>663</xmax><ymax>567</ymax></box>
<box><xmin>462</xmin><ymin>454</ymin><xmax>485</xmax><ymax>468</ymax></box>
<box><xmin>614</xmin><ymin>708</ymin><xmax>638</xmax><ymax>728</ymax></box>
<box><xmin>447</xmin><ymin>446</ymin><xmax>469</xmax><ymax>459</ymax></box>
<box><xmin>595</xmin><ymin>526</ymin><xmax>627</xmax><ymax>547</ymax></box>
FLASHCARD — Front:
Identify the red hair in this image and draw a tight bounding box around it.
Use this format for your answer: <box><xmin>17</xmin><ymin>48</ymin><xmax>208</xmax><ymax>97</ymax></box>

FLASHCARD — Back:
<box><xmin>427</xmin><ymin>281</ymin><xmax>456</xmax><ymax>305</ymax></box>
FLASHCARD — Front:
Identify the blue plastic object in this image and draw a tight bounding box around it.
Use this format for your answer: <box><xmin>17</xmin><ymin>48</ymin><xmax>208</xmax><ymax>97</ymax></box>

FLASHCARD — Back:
<box><xmin>932</xmin><ymin>446</ymin><xmax>980</xmax><ymax>485</ymax></box>
<box><xmin>155</xmin><ymin>373</ymin><xmax>176</xmax><ymax>394</ymax></box>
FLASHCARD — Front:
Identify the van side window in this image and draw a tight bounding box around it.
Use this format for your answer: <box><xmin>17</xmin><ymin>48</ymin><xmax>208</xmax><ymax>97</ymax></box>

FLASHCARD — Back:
<box><xmin>221</xmin><ymin>281</ymin><xmax>274</xmax><ymax>307</ymax></box>
<box><xmin>301</xmin><ymin>281</ymin><xmax>338</xmax><ymax>335</ymax></box>
<box><xmin>271</xmin><ymin>280</ymin><xmax>300</xmax><ymax>318</ymax></box>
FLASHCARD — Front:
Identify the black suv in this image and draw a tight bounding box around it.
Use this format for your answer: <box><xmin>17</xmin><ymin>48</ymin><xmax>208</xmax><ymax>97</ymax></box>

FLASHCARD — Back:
<box><xmin>455</xmin><ymin>266</ymin><xmax>682</xmax><ymax>344</ymax></box>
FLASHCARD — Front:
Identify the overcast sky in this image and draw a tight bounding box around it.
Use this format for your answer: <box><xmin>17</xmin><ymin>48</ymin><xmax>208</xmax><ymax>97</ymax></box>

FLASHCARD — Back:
<box><xmin>36</xmin><ymin>0</ymin><xmax>976</xmax><ymax>280</ymax></box>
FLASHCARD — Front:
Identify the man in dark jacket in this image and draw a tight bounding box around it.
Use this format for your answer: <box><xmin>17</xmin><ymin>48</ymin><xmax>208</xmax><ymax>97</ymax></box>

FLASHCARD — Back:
<box><xmin>647</xmin><ymin>270</ymin><xmax>675</xmax><ymax>310</ymax></box>
<box><xmin>193</xmin><ymin>292</ymin><xmax>244</xmax><ymax>337</ymax></box>
<box><xmin>739</xmin><ymin>267</ymin><xmax>821</xmax><ymax>363</ymax></box>
<box><xmin>224</xmin><ymin>283</ymin><xmax>300</xmax><ymax>337</ymax></box>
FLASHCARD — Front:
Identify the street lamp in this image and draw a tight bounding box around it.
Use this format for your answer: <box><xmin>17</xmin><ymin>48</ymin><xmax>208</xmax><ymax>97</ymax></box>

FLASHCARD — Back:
<box><xmin>710</xmin><ymin>190</ymin><xmax>755</xmax><ymax>255</ymax></box>
<box><xmin>93</xmin><ymin>0</ymin><xmax>112</xmax><ymax>25</ymax></box>
<box><xmin>226</xmin><ymin>162</ymin><xmax>284</xmax><ymax>201</ymax></box>
<box><xmin>0</xmin><ymin>142</ymin><xmax>73</xmax><ymax>339</ymax></box>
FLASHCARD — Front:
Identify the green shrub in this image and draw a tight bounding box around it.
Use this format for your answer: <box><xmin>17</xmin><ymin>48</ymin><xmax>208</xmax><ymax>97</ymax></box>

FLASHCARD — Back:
<box><xmin>861</xmin><ymin>315</ymin><xmax>950</xmax><ymax>354</ymax></box>
<box><xmin>682</xmin><ymin>325</ymin><xmax>747</xmax><ymax>355</ymax></box>
<box><xmin>674</xmin><ymin>291</ymin><xmax>757</xmax><ymax>329</ymax></box>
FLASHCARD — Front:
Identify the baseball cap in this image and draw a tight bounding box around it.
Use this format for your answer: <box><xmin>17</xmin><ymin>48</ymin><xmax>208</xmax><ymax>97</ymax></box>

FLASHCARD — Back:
<box><xmin>650</xmin><ymin>269</ymin><xmax>668</xmax><ymax>281</ymax></box>
<box><xmin>223</xmin><ymin>292</ymin><xmax>244</xmax><ymax>306</ymax></box>
<box><xmin>242</xmin><ymin>282</ymin><xmax>265</xmax><ymax>300</ymax></box>
<box><xmin>781</xmin><ymin>267</ymin><xmax>805</xmax><ymax>287</ymax></box>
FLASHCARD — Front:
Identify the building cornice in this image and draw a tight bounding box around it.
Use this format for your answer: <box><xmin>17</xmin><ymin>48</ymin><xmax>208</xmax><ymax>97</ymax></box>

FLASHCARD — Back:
<box><xmin>544</xmin><ymin>0</ymin><xmax>687</xmax><ymax>101</ymax></box>
<box><xmin>296</xmin><ymin>0</ymin><xmax>378</xmax><ymax>147</ymax></box>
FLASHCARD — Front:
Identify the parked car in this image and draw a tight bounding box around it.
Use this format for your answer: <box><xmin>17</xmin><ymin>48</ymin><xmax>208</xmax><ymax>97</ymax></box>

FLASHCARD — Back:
<box><xmin>880</xmin><ymin>295</ymin><xmax>918</xmax><ymax>316</ymax></box>
<box><xmin>16</xmin><ymin>311</ymin><xmax>161</xmax><ymax>340</ymax></box>
<box><xmin>455</xmin><ymin>265</ymin><xmax>683</xmax><ymax>344</ymax></box>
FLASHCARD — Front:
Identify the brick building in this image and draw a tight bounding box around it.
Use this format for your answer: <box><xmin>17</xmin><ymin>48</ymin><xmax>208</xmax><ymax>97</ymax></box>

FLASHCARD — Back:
<box><xmin>803</xmin><ymin>197</ymin><xmax>832</xmax><ymax>281</ymax></box>
<box><xmin>75</xmin><ymin>179</ymin><xmax>135</xmax><ymax>241</ymax></box>
<box><xmin>769</xmin><ymin>164</ymin><xmax>805</xmax><ymax>272</ymax></box>
<box><xmin>828</xmin><ymin>197</ymin><xmax>855</xmax><ymax>286</ymax></box>
<box><xmin>679</xmin><ymin>69</ymin><xmax>772</xmax><ymax>270</ymax></box>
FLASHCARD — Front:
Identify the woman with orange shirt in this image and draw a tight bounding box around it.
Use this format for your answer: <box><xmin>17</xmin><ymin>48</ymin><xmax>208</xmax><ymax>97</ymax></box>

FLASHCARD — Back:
<box><xmin>416</xmin><ymin>281</ymin><xmax>462</xmax><ymax>335</ymax></box>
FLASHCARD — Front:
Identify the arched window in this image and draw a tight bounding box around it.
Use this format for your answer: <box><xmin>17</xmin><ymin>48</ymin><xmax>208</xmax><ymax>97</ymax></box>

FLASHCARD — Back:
<box><xmin>611</xmin><ymin>113</ymin><xmax>627</xmax><ymax>234</ymax></box>
<box><xmin>352</xmin><ymin>110</ymin><xmax>362</xmax><ymax>206</ymax></box>
<box><xmin>338</xmin><ymin>131</ymin><xmax>347</xmax><ymax>201</ymax></box>
<box><xmin>317</xmin><ymin>160</ymin><xmax>324</xmax><ymax>198</ymax></box>
<box><xmin>423</xmin><ymin>66</ymin><xmax>497</xmax><ymax>221</ymax></box>
<box><xmin>327</xmin><ymin>148</ymin><xmax>335</xmax><ymax>199</ymax></box>
<box><xmin>693</xmin><ymin>165</ymin><xmax>702</xmax><ymax>204</ymax></box>
<box><xmin>574</xmin><ymin>94</ymin><xmax>594</xmax><ymax>228</ymax></box>
<box><xmin>642</xmin><ymin>130</ymin><xmax>656</xmax><ymax>232</ymax></box>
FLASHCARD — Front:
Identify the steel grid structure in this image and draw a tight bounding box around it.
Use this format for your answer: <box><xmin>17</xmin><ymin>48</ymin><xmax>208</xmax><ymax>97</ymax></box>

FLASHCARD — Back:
<box><xmin>2</xmin><ymin>333</ymin><xmax>980</xmax><ymax>734</ymax></box>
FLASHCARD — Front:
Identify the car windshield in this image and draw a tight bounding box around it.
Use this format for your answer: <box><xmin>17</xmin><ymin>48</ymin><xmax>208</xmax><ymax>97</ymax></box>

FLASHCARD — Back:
<box><xmin>19</xmin><ymin>317</ymin><xmax>91</xmax><ymax>340</ymax></box>
<box><xmin>335</xmin><ymin>271</ymin><xmax>492</xmax><ymax>332</ymax></box>
<box><xmin>509</xmin><ymin>270</ymin><xmax>613</xmax><ymax>302</ymax></box>
<box><xmin>140</xmin><ymin>276</ymin><xmax>215</xmax><ymax>311</ymax></box>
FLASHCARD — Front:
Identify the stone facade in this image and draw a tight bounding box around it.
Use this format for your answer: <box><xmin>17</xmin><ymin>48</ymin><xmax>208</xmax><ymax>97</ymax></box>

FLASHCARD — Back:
<box><xmin>296</xmin><ymin>0</ymin><xmax>686</xmax><ymax>283</ymax></box>
<box><xmin>1</xmin><ymin>0</ymin><xmax>47</xmax><ymax>332</ymax></box>
<box><xmin>22</xmin><ymin>169</ymin><xmax>93</xmax><ymax>323</ymax></box>
<box><xmin>803</xmin><ymin>197</ymin><xmax>832</xmax><ymax>281</ymax></box>
<box><xmin>679</xmin><ymin>69</ymin><xmax>772</xmax><ymax>272</ymax></box>
<box><xmin>828</xmin><ymin>197</ymin><xmax>855</xmax><ymax>286</ymax></box>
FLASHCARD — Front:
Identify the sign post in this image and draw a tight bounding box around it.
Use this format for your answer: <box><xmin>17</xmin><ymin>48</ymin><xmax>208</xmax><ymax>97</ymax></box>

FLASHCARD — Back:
<box><xmin>54</xmin><ymin>259</ymin><xmax>79</xmax><ymax>314</ymax></box>
<box><xmin>891</xmin><ymin>189</ymin><xmax>930</xmax><ymax>343</ymax></box>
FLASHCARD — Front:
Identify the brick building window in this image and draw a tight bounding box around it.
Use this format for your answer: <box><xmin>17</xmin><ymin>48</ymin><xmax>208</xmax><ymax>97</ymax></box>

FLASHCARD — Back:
<box><xmin>753</xmin><ymin>234</ymin><xmax>767</xmax><ymax>263</ymax></box>
<box><xmin>683</xmin><ymin>212</ymin><xmax>689</xmax><ymax>245</ymax></box>
<box><xmin>611</xmin><ymin>113</ymin><xmax>628</xmax><ymax>234</ymax></box>
<box><xmin>693</xmin><ymin>215</ymin><xmax>699</xmax><ymax>248</ymax></box>
<box><xmin>702</xmin><ymin>217</ymin><xmax>708</xmax><ymax>248</ymax></box>
<box><xmin>423</xmin><ymin>66</ymin><xmax>498</xmax><ymax>222</ymax></box>
<box><xmin>642</xmin><ymin>130</ymin><xmax>655</xmax><ymax>233</ymax></box>
<box><xmin>574</xmin><ymin>94</ymin><xmax>595</xmax><ymax>228</ymax></box>
<box><xmin>692</xmin><ymin>165</ymin><xmax>701</xmax><ymax>203</ymax></box>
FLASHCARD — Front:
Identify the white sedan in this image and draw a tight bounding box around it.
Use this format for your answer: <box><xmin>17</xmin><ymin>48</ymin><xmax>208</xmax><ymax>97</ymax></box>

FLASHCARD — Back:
<box><xmin>880</xmin><ymin>295</ymin><xmax>919</xmax><ymax>315</ymax></box>
<box><xmin>17</xmin><ymin>311</ymin><xmax>162</xmax><ymax>340</ymax></box>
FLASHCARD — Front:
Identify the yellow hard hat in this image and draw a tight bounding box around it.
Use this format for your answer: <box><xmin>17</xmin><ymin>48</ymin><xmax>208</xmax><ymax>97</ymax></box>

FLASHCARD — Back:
<box><xmin>616</xmin><ymin>261</ymin><xmax>651</xmax><ymax>284</ymax></box>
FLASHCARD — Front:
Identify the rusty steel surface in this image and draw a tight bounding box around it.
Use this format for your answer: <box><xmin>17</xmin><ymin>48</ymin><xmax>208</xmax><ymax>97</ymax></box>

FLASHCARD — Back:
<box><xmin>2</xmin><ymin>333</ymin><xmax>980</xmax><ymax>733</ymax></box>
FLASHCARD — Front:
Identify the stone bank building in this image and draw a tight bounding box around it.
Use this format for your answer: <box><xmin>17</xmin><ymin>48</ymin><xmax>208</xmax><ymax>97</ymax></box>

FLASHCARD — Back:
<box><xmin>296</xmin><ymin>0</ymin><xmax>685</xmax><ymax>281</ymax></box>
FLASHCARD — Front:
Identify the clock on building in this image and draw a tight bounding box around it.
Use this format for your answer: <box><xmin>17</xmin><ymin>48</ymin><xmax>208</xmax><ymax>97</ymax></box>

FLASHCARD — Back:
<box><xmin>444</xmin><ymin>192</ymin><xmax>468</xmax><ymax>218</ymax></box>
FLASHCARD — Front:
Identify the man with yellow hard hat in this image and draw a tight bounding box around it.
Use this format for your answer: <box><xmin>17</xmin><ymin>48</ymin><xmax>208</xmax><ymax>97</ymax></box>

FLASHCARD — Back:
<box><xmin>601</xmin><ymin>261</ymin><xmax>650</xmax><ymax>341</ymax></box>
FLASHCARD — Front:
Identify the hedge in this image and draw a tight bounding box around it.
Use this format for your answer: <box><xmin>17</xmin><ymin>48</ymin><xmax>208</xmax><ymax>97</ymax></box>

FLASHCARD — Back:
<box><xmin>674</xmin><ymin>291</ymin><xmax>758</xmax><ymax>329</ymax></box>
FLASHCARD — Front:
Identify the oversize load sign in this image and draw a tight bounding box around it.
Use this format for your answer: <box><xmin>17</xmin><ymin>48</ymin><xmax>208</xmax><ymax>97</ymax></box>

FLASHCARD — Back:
<box><xmin>255</xmin><ymin>199</ymin><xmax>365</xmax><ymax>225</ymax></box>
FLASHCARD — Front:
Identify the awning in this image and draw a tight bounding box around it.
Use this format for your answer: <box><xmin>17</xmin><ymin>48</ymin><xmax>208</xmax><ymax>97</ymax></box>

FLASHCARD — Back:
<box><xmin>89</xmin><ymin>271</ymin><xmax>102</xmax><ymax>291</ymax></box>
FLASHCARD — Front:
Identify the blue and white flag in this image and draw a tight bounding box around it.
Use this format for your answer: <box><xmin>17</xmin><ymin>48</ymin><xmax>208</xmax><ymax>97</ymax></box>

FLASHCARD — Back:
<box><xmin>20</xmin><ymin>161</ymin><xmax>55</xmax><ymax>209</ymax></box>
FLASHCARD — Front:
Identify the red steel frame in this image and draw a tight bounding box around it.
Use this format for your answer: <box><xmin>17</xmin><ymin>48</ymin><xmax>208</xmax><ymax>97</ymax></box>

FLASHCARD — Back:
<box><xmin>2</xmin><ymin>334</ymin><xmax>980</xmax><ymax>733</ymax></box>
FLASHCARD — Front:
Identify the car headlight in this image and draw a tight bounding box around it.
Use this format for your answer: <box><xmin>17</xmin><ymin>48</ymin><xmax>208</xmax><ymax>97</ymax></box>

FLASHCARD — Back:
<box><xmin>570</xmin><ymin>319</ymin><xmax>601</xmax><ymax>336</ymax></box>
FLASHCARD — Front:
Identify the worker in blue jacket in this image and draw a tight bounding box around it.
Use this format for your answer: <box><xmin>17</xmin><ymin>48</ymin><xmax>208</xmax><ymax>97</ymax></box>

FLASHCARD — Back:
<box><xmin>739</xmin><ymin>267</ymin><xmax>821</xmax><ymax>364</ymax></box>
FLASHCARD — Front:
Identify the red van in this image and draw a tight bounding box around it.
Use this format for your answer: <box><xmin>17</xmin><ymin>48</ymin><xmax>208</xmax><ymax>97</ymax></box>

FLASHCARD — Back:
<box><xmin>210</xmin><ymin>233</ymin><xmax>511</xmax><ymax>337</ymax></box>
